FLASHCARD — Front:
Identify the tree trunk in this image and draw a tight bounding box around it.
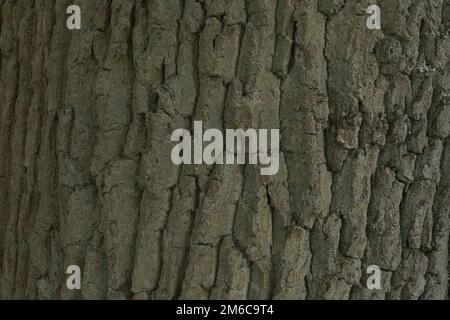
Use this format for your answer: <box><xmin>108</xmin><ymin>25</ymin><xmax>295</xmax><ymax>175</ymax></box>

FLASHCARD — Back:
<box><xmin>0</xmin><ymin>0</ymin><xmax>449</xmax><ymax>300</ymax></box>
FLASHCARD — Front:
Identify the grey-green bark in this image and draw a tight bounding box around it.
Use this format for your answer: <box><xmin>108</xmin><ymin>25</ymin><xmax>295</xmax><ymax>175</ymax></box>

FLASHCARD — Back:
<box><xmin>0</xmin><ymin>0</ymin><xmax>449</xmax><ymax>300</ymax></box>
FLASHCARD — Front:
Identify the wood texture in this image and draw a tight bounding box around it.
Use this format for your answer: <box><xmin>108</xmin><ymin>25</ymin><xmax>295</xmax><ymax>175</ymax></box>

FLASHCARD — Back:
<box><xmin>0</xmin><ymin>0</ymin><xmax>449</xmax><ymax>300</ymax></box>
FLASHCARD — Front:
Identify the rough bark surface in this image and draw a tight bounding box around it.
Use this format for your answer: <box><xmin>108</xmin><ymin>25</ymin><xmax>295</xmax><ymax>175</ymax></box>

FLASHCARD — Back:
<box><xmin>0</xmin><ymin>0</ymin><xmax>449</xmax><ymax>300</ymax></box>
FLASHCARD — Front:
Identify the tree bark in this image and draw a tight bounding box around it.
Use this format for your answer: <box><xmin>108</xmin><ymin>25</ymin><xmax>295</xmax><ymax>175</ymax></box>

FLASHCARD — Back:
<box><xmin>0</xmin><ymin>0</ymin><xmax>449</xmax><ymax>300</ymax></box>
